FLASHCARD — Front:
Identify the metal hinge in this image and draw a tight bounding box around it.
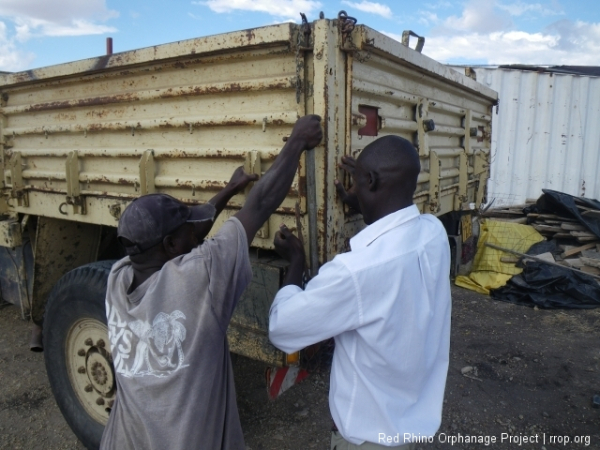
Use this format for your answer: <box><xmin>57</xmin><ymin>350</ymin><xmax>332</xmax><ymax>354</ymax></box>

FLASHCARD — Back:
<box><xmin>65</xmin><ymin>150</ymin><xmax>85</xmax><ymax>214</ymax></box>
<box><xmin>8</xmin><ymin>151</ymin><xmax>28</xmax><ymax>207</ymax></box>
<box><xmin>139</xmin><ymin>149</ymin><xmax>155</xmax><ymax>195</ymax></box>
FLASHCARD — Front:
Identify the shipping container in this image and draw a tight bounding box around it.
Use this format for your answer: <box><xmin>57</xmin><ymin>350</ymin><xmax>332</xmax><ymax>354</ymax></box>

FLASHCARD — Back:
<box><xmin>451</xmin><ymin>65</ymin><xmax>600</xmax><ymax>206</ymax></box>
<box><xmin>0</xmin><ymin>13</ymin><xmax>497</xmax><ymax>448</ymax></box>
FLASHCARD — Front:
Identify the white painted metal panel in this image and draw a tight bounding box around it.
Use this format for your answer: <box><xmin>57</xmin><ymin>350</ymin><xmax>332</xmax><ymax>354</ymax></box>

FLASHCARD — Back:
<box><xmin>461</xmin><ymin>67</ymin><xmax>600</xmax><ymax>206</ymax></box>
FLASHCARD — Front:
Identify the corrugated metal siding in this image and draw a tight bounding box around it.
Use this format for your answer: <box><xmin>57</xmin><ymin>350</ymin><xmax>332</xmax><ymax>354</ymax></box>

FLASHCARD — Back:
<box><xmin>0</xmin><ymin>25</ymin><xmax>304</xmax><ymax>249</ymax></box>
<box><xmin>466</xmin><ymin>67</ymin><xmax>600</xmax><ymax>206</ymax></box>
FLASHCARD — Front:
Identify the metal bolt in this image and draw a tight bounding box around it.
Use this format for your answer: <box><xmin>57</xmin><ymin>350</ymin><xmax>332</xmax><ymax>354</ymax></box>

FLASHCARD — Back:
<box><xmin>96</xmin><ymin>339</ymin><xmax>105</xmax><ymax>348</ymax></box>
<box><xmin>78</xmin><ymin>366</ymin><xmax>86</xmax><ymax>374</ymax></box>
<box><xmin>96</xmin><ymin>398</ymin><xmax>105</xmax><ymax>406</ymax></box>
<box><xmin>85</xmin><ymin>338</ymin><xmax>93</xmax><ymax>346</ymax></box>
<box><xmin>85</xmin><ymin>385</ymin><xmax>93</xmax><ymax>392</ymax></box>
<box><xmin>422</xmin><ymin>119</ymin><xmax>435</xmax><ymax>132</ymax></box>
<box><xmin>78</xmin><ymin>349</ymin><xmax>86</xmax><ymax>357</ymax></box>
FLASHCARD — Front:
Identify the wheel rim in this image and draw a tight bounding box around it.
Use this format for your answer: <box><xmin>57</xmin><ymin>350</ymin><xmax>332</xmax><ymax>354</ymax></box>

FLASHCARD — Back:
<box><xmin>66</xmin><ymin>318</ymin><xmax>115</xmax><ymax>425</ymax></box>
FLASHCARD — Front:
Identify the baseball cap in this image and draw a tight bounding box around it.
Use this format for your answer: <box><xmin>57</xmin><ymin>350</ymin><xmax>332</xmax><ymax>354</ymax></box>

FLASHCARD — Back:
<box><xmin>117</xmin><ymin>193</ymin><xmax>216</xmax><ymax>255</ymax></box>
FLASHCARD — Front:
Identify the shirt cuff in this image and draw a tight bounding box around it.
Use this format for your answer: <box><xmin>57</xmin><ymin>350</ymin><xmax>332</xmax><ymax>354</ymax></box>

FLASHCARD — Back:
<box><xmin>271</xmin><ymin>284</ymin><xmax>303</xmax><ymax>309</ymax></box>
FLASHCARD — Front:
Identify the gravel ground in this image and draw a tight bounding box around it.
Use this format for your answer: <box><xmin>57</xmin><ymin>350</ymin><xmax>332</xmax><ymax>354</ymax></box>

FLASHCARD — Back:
<box><xmin>1</xmin><ymin>285</ymin><xmax>599</xmax><ymax>449</ymax></box>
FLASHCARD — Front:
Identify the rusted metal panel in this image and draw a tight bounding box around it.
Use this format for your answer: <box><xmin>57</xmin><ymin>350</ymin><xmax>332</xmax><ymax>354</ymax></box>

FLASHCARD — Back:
<box><xmin>0</xmin><ymin>32</ymin><xmax>303</xmax><ymax>247</ymax></box>
<box><xmin>0</xmin><ymin>24</ymin><xmax>297</xmax><ymax>86</ymax></box>
<box><xmin>344</xmin><ymin>25</ymin><xmax>496</xmax><ymax>224</ymax></box>
<box><xmin>30</xmin><ymin>217</ymin><xmax>101</xmax><ymax>324</ymax></box>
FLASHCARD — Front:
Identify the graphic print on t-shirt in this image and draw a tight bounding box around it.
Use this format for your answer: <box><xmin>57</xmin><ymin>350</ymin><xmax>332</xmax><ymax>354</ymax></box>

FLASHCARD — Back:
<box><xmin>107</xmin><ymin>304</ymin><xmax>189</xmax><ymax>378</ymax></box>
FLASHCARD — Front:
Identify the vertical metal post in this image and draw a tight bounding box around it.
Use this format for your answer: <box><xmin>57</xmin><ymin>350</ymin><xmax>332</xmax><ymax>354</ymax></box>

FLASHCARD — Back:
<box><xmin>306</xmin><ymin>150</ymin><xmax>318</xmax><ymax>276</ymax></box>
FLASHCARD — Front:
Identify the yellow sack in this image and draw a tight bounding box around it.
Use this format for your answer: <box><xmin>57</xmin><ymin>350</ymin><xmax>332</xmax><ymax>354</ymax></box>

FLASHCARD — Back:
<box><xmin>455</xmin><ymin>220</ymin><xmax>544</xmax><ymax>295</ymax></box>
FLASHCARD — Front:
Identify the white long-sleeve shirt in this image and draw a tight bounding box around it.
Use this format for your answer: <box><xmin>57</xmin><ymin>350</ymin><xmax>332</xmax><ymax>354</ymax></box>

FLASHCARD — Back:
<box><xmin>269</xmin><ymin>205</ymin><xmax>451</xmax><ymax>446</ymax></box>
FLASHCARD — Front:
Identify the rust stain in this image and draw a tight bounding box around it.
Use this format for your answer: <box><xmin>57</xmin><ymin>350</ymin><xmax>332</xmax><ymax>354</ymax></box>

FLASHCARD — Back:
<box><xmin>25</xmin><ymin>92</ymin><xmax>137</xmax><ymax>113</ymax></box>
<box><xmin>244</xmin><ymin>28</ymin><xmax>256</xmax><ymax>42</ymax></box>
<box><xmin>92</xmin><ymin>55</ymin><xmax>112</xmax><ymax>72</ymax></box>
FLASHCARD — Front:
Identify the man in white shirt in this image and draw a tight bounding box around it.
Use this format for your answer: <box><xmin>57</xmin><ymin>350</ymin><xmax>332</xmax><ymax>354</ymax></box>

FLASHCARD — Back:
<box><xmin>268</xmin><ymin>135</ymin><xmax>451</xmax><ymax>449</ymax></box>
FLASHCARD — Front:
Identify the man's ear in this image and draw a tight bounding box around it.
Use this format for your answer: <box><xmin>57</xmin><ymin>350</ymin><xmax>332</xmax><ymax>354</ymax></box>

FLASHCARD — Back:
<box><xmin>368</xmin><ymin>170</ymin><xmax>378</xmax><ymax>192</ymax></box>
<box><xmin>162</xmin><ymin>235</ymin><xmax>176</xmax><ymax>257</ymax></box>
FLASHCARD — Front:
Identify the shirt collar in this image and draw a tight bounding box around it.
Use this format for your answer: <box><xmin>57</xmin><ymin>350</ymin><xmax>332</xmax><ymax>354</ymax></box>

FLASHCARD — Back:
<box><xmin>350</xmin><ymin>204</ymin><xmax>420</xmax><ymax>250</ymax></box>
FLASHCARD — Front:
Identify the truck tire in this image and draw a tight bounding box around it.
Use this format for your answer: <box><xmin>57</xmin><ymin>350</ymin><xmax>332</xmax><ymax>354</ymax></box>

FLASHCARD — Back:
<box><xmin>43</xmin><ymin>260</ymin><xmax>116</xmax><ymax>450</ymax></box>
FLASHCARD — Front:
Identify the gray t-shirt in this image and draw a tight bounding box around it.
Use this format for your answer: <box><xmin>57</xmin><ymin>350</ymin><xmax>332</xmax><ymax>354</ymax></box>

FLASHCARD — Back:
<box><xmin>100</xmin><ymin>217</ymin><xmax>251</xmax><ymax>450</ymax></box>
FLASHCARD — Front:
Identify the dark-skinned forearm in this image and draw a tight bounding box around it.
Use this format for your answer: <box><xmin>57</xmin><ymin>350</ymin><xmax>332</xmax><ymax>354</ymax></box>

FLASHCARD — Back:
<box><xmin>194</xmin><ymin>184</ymin><xmax>238</xmax><ymax>241</ymax></box>
<box><xmin>237</xmin><ymin>139</ymin><xmax>306</xmax><ymax>237</ymax></box>
<box><xmin>281</xmin><ymin>256</ymin><xmax>305</xmax><ymax>288</ymax></box>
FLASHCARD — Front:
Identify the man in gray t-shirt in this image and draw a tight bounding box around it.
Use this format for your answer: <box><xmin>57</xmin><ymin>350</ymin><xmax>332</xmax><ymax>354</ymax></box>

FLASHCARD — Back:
<box><xmin>100</xmin><ymin>115</ymin><xmax>322</xmax><ymax>450</ymax></box>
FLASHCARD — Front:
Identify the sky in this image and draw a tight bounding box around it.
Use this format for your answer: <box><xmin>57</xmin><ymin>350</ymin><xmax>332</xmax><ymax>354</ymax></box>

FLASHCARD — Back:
<box><xmin>0</xmin><ymin>0</ymin><xmax>598</xmax><ymax>72</ymax></box>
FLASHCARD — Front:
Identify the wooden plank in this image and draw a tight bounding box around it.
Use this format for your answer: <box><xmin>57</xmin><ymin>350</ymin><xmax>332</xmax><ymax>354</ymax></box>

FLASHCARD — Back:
<box><xmin>563</xmin><ymin>258</ymin><xmax>584</xmax><ymax>268</ymax></box>
<box><xmin>484</xmin><ymin>243</ymin><xmax>600</xmax><ymax>280</ymax></box>
<box><xmin>533</xmin><ymin>225</ymin><xmax>563</xmax><ymax>233</ymax></box>
<box><xmin>582</xmin><ymin>210</ymin><xmax>600</xmax><ymax>219</ymax></box>
<box><xmin>554</xmin><ymin>233</ymin><xmax>575</xmax><ymax>239</ymax></box>
<box><xmin>571</xmin><ymin>231</ymin><xmax>597</xmax><ymax>238</ymax></box>
<box><xmin>581</xmin><ymin>257</ymin><xmax>600</xmax><ymax>269</ymax></box>
<box><xmin>577</xmin><ymin>205</ymin><xmax>595</xmax><ymax>212</ymax></box>
<box><xmin>561</xmin><ymin>242</ymin><xmax>596</xmax><ymax>258</ymax></box>
<box><xmin>537</xmin><ymin>214</ymin><xmax>577</xmax><ymax>221</ymax></box>
<box><xmin>581</xmin><ymin>265</ymin><xmax>600</xmax><ymax>276</ymax></box>
<box><xmin>561</xmin><ymin>222</ymin><xmax>588</xmax><ymax>231</ymax></box>
<box><xmin>581</xmin><ymin>250</ymin><xmax>600</xmax><ymax>260</ymax></box>
<box><xmin>577</xmin><ymin>236</ymin><xmax>600</xmax><ymax>243</ymax></box>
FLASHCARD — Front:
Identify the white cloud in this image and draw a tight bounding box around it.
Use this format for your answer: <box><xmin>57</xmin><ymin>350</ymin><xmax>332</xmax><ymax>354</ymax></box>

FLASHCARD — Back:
<box><xmin>0</xmin><ymin>0</ymin><xmax>117</xmax><ymax>40</ymax></box>
<box><xmin>0</xmin><ymin>0</ymin><xmax>117</xmax><ymax>70</ymax></box>
<box><xmin>384</xmin><ymin>19</ymin><xmax>600</xmax><ymax>65</ymax></box>
<box><xmin>341</xmin><ymin>1</ymin><xmax>393</xmax><ymax>19</ymax></box>
<box><xmin>440</xmin><ymin>0</ymin><xmax>512</xmax><ymax>34</ymax></box>
<box><xmin>0</xmin><ymin>21</ymin><xmax>34</xmax><ymax>70</ymax></box>
<box><xmin>0</xmin><ymin>0</ymin><xmax>118</xmax><ymax>24</ymax></box>
<box><xmin>497</xmin><ymin>1</ymin><xmax>564</xmax><ymax>17</ymax></box>
<box><xmin>196</xmin><ymin>0</ymin><xmax>322</xmax><ymax>20</ymax></box>
<box><xmin>417</xmin><ymin>11</ymin><xmax>441</xmax><ymax>27</ymax></box>
<box><xmin>424</xmin><ymin>0</ymin><xmax>454</xmax><ymax>9</ymax></box>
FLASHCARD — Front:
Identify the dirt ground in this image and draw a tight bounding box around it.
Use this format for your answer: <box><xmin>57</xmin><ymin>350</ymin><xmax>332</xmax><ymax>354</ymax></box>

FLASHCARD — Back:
<box><xmin>1</xmin><ymin>285</ymin><xmax>599</xmax><ymax>450</ymax></box>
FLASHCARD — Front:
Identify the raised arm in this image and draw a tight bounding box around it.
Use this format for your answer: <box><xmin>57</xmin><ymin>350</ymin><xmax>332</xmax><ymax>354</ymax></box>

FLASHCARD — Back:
<box><xmin>235</xmin><ymin>115</ymin><xmax>322</xmax><ymax>243</ymax></box>
<box><xmin>193</xmin><ymin>166</ymin><xmax>258</xmax><ymax>242</ymax></box>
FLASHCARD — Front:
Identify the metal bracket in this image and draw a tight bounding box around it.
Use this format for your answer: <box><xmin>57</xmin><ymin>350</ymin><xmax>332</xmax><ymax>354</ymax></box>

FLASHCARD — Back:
<box><xmin>139</xmin><ymin>149</ymin><xmax>155</xmax><ymax>195</ymax></box>
<box><xmin>416</xmin><ymin>99</ymin><xmax>430</xmax><ymax>156</ymax></box>
<box><xmin>474</xmin><ymin>151</ymin><xmax>489</xmax><ymax>206</ymax></box>
<box><xmin>9</xmin><ymin>151</ymin><xmax>28</xmax><ymax>207</ymax></box>
<box><xmin>456</xmin><ymin>110</ymin><xmax>472</xmax><ymax>210</ymax></box>
<box><xmin>401</xmin><ymin>30</ymin><xmax>425</xmax><ymax>53</ymax></box>
<box><xmin>428</xmin><ymin>151</ymin><xmax>440</xmax><ymax>213</ymax></box>
<box><xmin>65</xmin><ymin>150</ymin><xmax>85</xmax><ymax>215</ymax></box>
<box><xmin>455</xmin><ymin>152</ymin><xmax>469</xmax><ymax>210</ymax></box>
